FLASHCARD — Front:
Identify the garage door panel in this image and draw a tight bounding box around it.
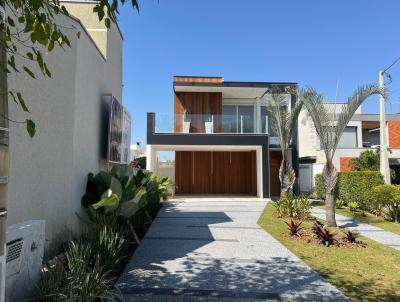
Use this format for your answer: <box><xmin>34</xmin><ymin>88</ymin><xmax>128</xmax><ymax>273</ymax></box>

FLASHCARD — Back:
<box><xmin>192</xmin><ymin>152</ymin><xmax>212</xmax><ymax>194</ymax></box>
<box><xmin>175</xmin><ymin>151</ymin><xmax>193</xmax><ymax>194</ymax></box>
<box><xmin>212</xmin><ymin>152</ymin><xmax>230</xmax><ymax>194</ymax></box>
<box><xmin>175</xmin><ymin>151</ymin><xmax>257</xmax><ymax>195</ymax></box>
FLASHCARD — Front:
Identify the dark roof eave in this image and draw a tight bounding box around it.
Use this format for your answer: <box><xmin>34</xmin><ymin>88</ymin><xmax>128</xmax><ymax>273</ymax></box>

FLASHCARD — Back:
<box><xmin>174</xmin><ymin>81</ymin><xmax>298</xmax><ymax>89</ymax></box>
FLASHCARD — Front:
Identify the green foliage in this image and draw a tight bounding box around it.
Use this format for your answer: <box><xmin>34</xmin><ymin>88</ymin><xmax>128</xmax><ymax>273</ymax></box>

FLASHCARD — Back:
<box><xmin>368</xmin><ymin>184</ymin><xmax>400</xmax><ymax>223</ymax></box>
<box><xmin>33</xmin><ymin>165</ymin><xmax>173</xmax><ymax>300</ymax></box>
<box><xmin>133</xmin><ymin>156</ymin><xmax>146</xmax><ymax>169</ymax></box>
<box><xmin>273</xmin><ymin>195</ymin><xmax>311</xmax><ymax>219</ymax></box>
<box><xmin>1</xmin><ymin>0</ymin><xmax>139</xmax><ymax>137</ymax></box>
<box><xmin>33</xmin><ymin>225</ymin><xmax>126</xmax><ymax>301</ymax></box>
<box><xmin>315</xmin><ymin>171</ymin><xmax>383</xmax><ymax>212</ymax></box>
<box><xmin>351</xmin><ymin>149</ymin><xmax>396</xmax><ymax>180</ymax></box>
<box><xmin>348</xmin><ymin>201</ymin><xmax>359</xmax><ymax>213</ymax></box>
<box><xmin>81</xmin><ymin>165</ymin><xmax>173</xmax><ymax>222</ymax></box>
<box><xmin>335</xmin><ymin>199</ymin><xmax>345</xmax><ymax>209</ymax></box>
<box><xmin>351</xmin><ymin>149</ymin><xmax>380</xmax><ymax>171</ymax></box>
<box><xmin>314</xmin><ymin>174</ymin><xmax>325</xmax><ymax>200</ymax></box>
<box><xmin>336</xmin><ymin>171</ymin><xmax>383</xmax><ymax>210</ymax></box>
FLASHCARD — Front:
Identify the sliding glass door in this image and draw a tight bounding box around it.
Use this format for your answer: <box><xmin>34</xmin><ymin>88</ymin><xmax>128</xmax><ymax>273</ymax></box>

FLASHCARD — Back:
<box><xmin>222</xmin><ymin>105</ymin><xmax>254</xmax><ymax>133</ymax></box>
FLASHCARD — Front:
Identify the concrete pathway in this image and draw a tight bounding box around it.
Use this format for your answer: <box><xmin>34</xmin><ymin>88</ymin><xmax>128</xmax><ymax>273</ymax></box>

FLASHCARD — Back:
<box><xmin>117</xmin><ymin>198</ymin><xmax>347</xmax><ymax>301</ymax></box>
<box><xmin>311</xmin><ymin>207</ymin><xmax>400</xmax><ymax>251</ymax></box>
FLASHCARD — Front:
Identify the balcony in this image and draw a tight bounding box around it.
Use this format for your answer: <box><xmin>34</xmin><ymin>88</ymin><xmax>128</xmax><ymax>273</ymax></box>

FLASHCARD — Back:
<box><xmin>152</xmin><ymin>113</ymin><xmax>280</xmax><ymax>144</ymax></box>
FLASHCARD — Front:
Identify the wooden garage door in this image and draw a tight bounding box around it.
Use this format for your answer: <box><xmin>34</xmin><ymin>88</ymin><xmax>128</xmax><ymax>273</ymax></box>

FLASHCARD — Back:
<box><xmin>269</xmin><ymin>151</ymin><xmax>282</xmax><ymax>197</ymax></box>
<box><xmin>175</xmin><ymin>151</ymin><xmax>256</xmax><ymax>195</ymax></box>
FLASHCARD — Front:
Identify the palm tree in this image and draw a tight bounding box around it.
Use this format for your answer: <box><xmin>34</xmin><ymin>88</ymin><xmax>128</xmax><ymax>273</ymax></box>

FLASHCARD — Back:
<box><xmin>302</xmin><ymin>85</ymin><xmax>383</xmax><ymax>226</ymax></box>
<box><xmin>263</xmin><ymin>86</ymin><xmax>304</xmax><ymax>197</ymax></box>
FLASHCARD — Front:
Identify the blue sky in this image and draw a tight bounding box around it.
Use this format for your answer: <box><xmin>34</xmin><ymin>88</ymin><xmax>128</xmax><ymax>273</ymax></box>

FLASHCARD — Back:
<box><xmin>118</xmin><ymin>0</ymin><xmax>400</xmax><ymax>146</ymax></box>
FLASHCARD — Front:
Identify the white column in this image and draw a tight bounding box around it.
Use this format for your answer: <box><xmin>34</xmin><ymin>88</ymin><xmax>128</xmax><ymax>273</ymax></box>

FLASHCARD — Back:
<box><xmin>379</xmin><ymin>70</ymin><xmax>391</xmax><ymax>184</ymax></box>
<box><xmin>256</xmin><ymin>147</ymin><xmax>263</xmax><ymax>198</ymax></box>
<box><xmin>146</xmin><ymin>145</ymin><xmax>157</xmax><ymax>172</ymax></box>
<box><xmin>255</xmin><ymin>97</ymin><xmax>261</xmax><ymax>133</ymax></box>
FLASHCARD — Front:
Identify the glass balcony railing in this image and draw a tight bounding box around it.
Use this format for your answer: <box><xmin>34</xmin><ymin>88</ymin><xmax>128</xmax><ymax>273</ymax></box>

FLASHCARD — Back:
<box><xmin>153</xmin><ymin>113</ymin><xmax>280</xmax><ymax>144</ymax></box>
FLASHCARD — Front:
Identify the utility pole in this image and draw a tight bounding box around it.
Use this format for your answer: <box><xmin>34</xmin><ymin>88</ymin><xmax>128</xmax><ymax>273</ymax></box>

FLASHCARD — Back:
<box><xmin>379</xmin><ymin>70</ymin><xmax>391</xmax><ymax>184</ymax></box>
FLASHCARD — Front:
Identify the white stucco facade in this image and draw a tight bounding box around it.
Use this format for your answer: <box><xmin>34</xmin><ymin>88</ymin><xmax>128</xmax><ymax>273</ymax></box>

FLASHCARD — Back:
<box><xmin>6</xmin><ymin>3</ymin><xmax>123</xmax><ymax>254</ymax></box>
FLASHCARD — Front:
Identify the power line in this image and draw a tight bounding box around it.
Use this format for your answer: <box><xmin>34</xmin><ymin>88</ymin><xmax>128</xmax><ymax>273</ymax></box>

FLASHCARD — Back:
<box><xmin>384</xmin><ymin>56</ymin><xmax>400</xmax><ymax>73</ymax></box>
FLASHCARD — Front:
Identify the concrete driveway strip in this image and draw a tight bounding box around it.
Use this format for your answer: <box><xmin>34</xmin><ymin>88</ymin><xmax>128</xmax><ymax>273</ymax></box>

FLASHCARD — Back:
<box><xmin>117</xmin><ymin>198</ymin><xmax>348</xmax><ymax>302</ymax></box>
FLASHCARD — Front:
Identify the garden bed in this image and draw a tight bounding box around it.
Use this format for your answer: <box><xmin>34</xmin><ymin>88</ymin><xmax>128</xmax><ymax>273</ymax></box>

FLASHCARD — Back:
<box><xmin>285</xmin><ymin>227</ymin><xmax>368</xmax><ymax>249</ymax></box>
<box><xmin>258</xmin><ymin>203</ymin><xmax>400</xmax><ymax>302</ymax></box>
<box><xmin>32</xmin><ymin>166</ymin><xmax>172</xmax><ymax>301</ymax></box>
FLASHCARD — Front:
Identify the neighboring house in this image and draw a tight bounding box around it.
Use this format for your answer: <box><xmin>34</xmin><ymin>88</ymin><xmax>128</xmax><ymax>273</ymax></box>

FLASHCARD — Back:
<box><xmin>3</xmin><ymin>1</ymin><xmax>126</xmax><ymax>299</ymax></box>
<box><xmin>298</xmin><ymin>103</ymin><xmax>400</xmax><ymax>193</ymax></box>
<box><xmin>146</xmin><ymin>76</ymin><xmax>299</xmax><ymax>198</ymax></box>
<box><xmin>130</xmin><ymin>142</ymin><xmax>146</xmax><ymax>161</ymax></box>
<box><xmin>6</xmin><ymin>0</ymin><xmax>123</xmax><ymax>254</ymax></box>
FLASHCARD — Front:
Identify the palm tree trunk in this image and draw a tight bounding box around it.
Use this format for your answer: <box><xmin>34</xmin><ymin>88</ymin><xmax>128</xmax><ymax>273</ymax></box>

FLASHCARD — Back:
<box><xmin>279</xmin><ymin>159</ymin><xmax>287</xmax><ymax>197</ymax></box>
<box><xmin>279</xmin><ymin>153</ymin><xmax>295</xmax><ymax>198</ymax></box>
<box><xmin>323</xmin><ymin>162</ymin><xmax>338</xmax><ymax>226</ymax></box>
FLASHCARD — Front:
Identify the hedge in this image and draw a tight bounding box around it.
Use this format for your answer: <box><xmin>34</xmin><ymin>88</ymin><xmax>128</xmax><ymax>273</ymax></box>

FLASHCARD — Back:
<box><xmin>314</xmin><ymin>171</ymin><xmax>383</xmax><ymax>209</ymax></box>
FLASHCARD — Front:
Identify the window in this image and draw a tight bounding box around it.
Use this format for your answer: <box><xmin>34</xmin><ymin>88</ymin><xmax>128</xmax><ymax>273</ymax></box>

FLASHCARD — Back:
<box><xmin>260</xmin><ymin>106</ymin><xmax>280</xmax><ymax>144</ymax></box>
<box><xmin>222</xmin><ymin>105</ymin><xmax>254</xmax><ymax>133</ymax></box>
<box><xmin>338</xmin><ymin>127</ymin><xmax>357</xmax><ymax>148</ymax></box>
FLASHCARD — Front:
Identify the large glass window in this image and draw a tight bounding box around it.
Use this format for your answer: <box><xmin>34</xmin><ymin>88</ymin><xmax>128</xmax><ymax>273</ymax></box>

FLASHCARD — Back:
<box><xmin>260</xmin><ymin>106</ymin><xmax>280</xmax><ymax>144</ymax></box>
<box><xmin>222</xmin><ymin>105</ymin><xmax>254</xmax><ymax>133</ymax></box>
<box><xmin>238</xmin><ymin>106</ymin><xmax>254</xmax><ymax>133</ymax></box>
<box><xmin>338</xmin><ymin>126</ymin><xmax>358</xmax><ymax>148</ymax></box>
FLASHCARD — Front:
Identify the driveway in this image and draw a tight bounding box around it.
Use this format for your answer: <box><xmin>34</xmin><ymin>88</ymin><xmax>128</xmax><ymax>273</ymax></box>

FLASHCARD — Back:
<box><xmin>117</xmin><ymin>197</ymin><xmax>347</xmax><ymax>301</ymax></box>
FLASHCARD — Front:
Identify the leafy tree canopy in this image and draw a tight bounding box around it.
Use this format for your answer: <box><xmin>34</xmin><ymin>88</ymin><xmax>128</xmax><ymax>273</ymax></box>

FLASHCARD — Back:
<box><xmin>0</xmin><ymin>0</ymin><xmax>138</xmax><ymax>137</ymax></box>
<box><xmin>351</xmin><ymin>149</ymin><xmax>380</xmax><ymax>171</ymax></box>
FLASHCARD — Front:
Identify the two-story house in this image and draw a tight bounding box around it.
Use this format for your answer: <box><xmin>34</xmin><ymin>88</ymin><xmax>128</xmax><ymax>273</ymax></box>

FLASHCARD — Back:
<box><xmin>146</xmin><ymin>76</ymin><xmax>299</xmax><ymax>198</ymax></box>
<box><xmin>298</xmin><ymin>103</ymin><xmax>400</xmax><ymax>193</ymax></box>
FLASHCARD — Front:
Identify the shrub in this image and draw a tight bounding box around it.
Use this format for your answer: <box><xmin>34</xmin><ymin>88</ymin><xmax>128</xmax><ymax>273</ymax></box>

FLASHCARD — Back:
<box><xmin>368</xmin><ymin>184</ymin><xmax>400</xmax><ymax>222</ymax></box>
<box><xmin>81</xmin><ymin>165</ymin><xmax>173</xmax><ymax>243</ymax></box>
<box><xmin>273</xmin><ymin>195</ymin><xmax>311</xmax><ymax>219</ymax></box>
<box><xmin>336</xmin><ymin>171</ymin><xmax>383</xmax><ymax>211</ymax></box>
<box><xmin>342</xmin><ymin>229</ymin><xmax>360</xmax><ymax>243</ymax></box>
<box><xmin>314</xmin><ymin>171</ymin><xmax>383</xmax><ymax>211</ymax></box>
<box><xmin>33</xmin><ymin>166</ymin><xmax>174</xmax><ymax>301</ymax></box>
<box><xmin>351</xmin><ymin>149</ymin><xmax>380</xmax><ymax>171</ymax></box>
<box><xmin>33</xmin><ymin>225</ymin><xmax>126</xmax><ymax>301</ymax></box>
<box><xmin>314</xmin><ymin>174</ymin><xmax>325</xmax><ymax>200</ymax></box>
<box><xmin>312</xmin><ymin>221</ymin><xmax>336</xmax><ymax>246</ymax></box>
<box><xmin>285</xmin><ymin>219</ymin><xmax>303</xmax><ymax>236</ymax></box>
<box><xmin>335</xmin><ymin>199</ymin><xmax>345</xmax><ymax>209</ymax></box>
<box><xmin>348</xmin><ymin>200</ymin><xmax>359</xmax><ymax>213</ymax></box>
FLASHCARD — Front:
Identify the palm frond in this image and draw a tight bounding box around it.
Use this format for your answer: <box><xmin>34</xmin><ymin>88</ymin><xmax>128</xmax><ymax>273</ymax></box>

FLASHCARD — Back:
<box><xmin>263</xmin><ymin>85</ymin><xmax>302</xmax><ymax>152</ymax></box>
<box><xmin>333</xmin><ymin>85</ymin><xmax>383</xmax><ymax>150</ymax></box>
<box><xmin>303</xmin><ymin>85</ymin><xmax>382</xmax><ymax>161</ymax></box>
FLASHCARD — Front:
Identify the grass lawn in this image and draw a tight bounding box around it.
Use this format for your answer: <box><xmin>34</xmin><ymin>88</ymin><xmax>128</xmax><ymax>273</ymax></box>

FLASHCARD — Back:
<box><xmin>258</xmin><ymin>203</ymin><xmax>400</xmax><ymax>302</ymax></box>
<box><xmin>316</xmin><ymin>204</ymin><xmax>400</xmax><ymax>235</ymax></box>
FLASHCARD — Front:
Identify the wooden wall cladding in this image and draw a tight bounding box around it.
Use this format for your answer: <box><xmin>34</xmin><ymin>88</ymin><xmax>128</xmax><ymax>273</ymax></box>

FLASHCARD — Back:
<box><xmin>174</xmin><ymin>76</ymin><xmax>223</xmax><ymax>83</ymax></box>
<box><xmin>269</xmin><ymin>151</ymin><xmax>282</xmax><ymax>197</ymax></box>
<box><xmin>175</xmin><ymin>151</ymin><xmax>257</xmax><ymax>195</ymax></box>
<box><xmin>174</xmin><ymin>92</ymin><xmax>222</xmax><ymax>133</ymax></box>
<box><xmin>362</xmin><ymin>121</ymin><xmax>380</xmax><ymax>129</ymax></box>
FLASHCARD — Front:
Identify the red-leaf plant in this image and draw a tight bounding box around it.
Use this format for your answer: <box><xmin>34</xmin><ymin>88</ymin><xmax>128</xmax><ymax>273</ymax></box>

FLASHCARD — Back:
<box><xmin>312</xmin><ymin>221</ymin><xmax>336</xmax><ymax>246</ymax></box>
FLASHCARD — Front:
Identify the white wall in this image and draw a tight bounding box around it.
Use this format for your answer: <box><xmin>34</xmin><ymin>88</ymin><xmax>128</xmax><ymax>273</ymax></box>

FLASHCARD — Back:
<box><xmin>6</xmin><ymin>7</ymin><xmax>123</xmax><ymax>254</ymax></box>
<box><xmin>298</xmin><ymin>103</ymin><xmax>363</xmax><ymax>159</ymax></box>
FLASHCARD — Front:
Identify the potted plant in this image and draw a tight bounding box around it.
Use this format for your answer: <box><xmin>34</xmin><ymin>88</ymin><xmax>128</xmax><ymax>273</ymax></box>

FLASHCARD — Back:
<box><xmin>205</xmin><ymin>112</ymin><xmax>213</xmax><ymax>134</ymax></box>
<box><xmin>182</xmin><ymin>109</ymin><xmax>191</xmax><ymax>133</ymax></box>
